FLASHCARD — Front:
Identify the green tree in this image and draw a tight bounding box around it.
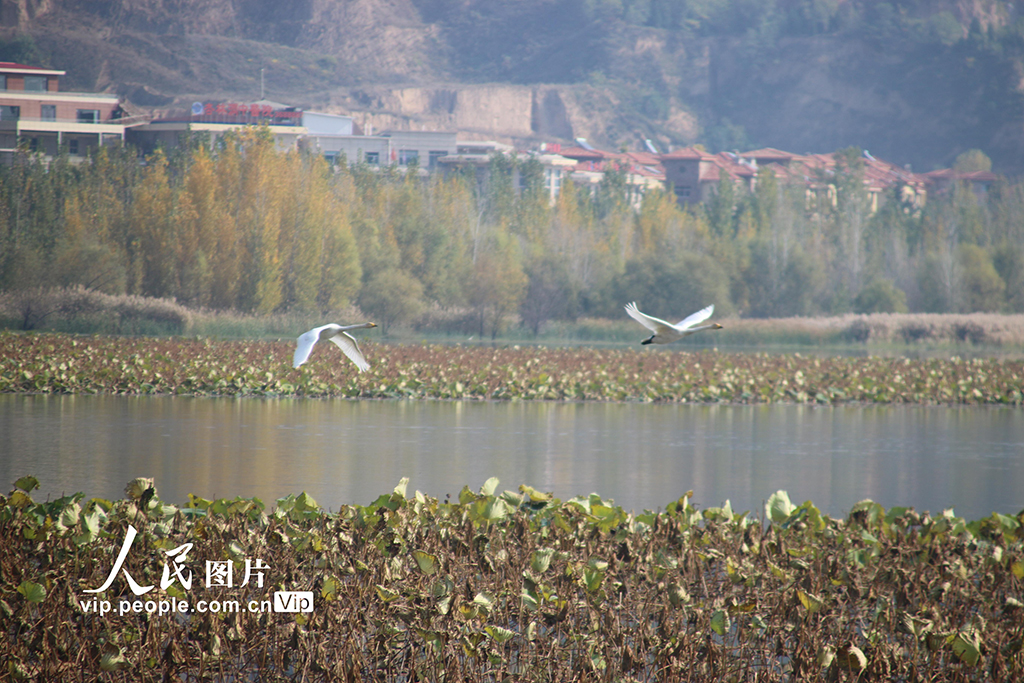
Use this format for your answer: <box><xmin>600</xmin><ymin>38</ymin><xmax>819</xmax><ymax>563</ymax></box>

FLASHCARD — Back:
<box><xmin>992</xmin><ymin>244</ymin><xmax>1024</xmax><ymax>312</ymax></box>
<box><xmin>53</xmin><ymin>193</ymin><xmax>127</xmax><ymax>293</ymax></box>
<box><xmin>706</xmin><ymin>175</ymin><xmax>736</xmax><ymax>239</ymax></box>
<box><xmin>520</xmin><ymin>254</ymin><xmax>578</xmax><ymax>336</ymax></box>
<box><xmin>953</xmin><ymin>149</ymin><xmax>992</xmax><ymax>173</ymax></box>
<box><xmin>419</xmin><ymin>175</ymin><xmax>473</xmax><ymax>309</ymax></box>
<box><xmin>745</xmin><ymin>241</ymin><xmax>822</xmax><ymax>317</ymax></box>
<box><xmin>957</xmin><ymin>244</ymin><xmax>1004</xmax><ymax>312</ymax></box>
<box><xmin>613</xmin><ymin>250</ymin><xmax>731</xmax><ymax>322</ymax></box>
<box><xmin>0</xmin><ymin>35</ymin><xmax>46</xmax><ymax>65</ymax></box>
<box><xmin>358</xmin><ymin>268</ymin><xmax>425</xmax><ymax>336</ymax></box>
<box><xmin>468</xmin><ymin>228</ymin><xmax>527</xmax><ymax>339</ymax></box>
<box><xmin>853</xmin><ymin>278</ymin><xmax>908</xmax><ymax>314</ymax></box>
<box><xmin>827</xmin><ymin>147</ymin><xmax>871</xmax><ymax>312</ymax></box>
<box><xmin>917</xmin><ymin>252</ymin><xmax>954</xmax><ymax>313</ymax></box>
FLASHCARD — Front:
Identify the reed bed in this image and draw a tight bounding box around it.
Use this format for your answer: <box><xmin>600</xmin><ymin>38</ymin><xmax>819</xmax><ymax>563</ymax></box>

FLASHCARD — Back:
<box><xmin>2</xmin><ymin>476</ymin><xmax>1022</xmax><ymax>681</ymax></box>
<box><xmin>1</xmin><ymin>331</ymin><xmax>1022</xmax><ymax>404</ymax></box>
<box><xmin>5</xmin><ymin>287</ymin><xmax>1024</xmax><ymax>349</ymax></box>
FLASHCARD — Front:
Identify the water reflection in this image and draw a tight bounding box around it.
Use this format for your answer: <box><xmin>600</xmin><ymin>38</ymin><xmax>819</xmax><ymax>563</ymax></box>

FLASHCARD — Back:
<box><xmin>1</xmin><ymin>394</ymin><xmax>1021</xmax><ymax>520</ymax></box>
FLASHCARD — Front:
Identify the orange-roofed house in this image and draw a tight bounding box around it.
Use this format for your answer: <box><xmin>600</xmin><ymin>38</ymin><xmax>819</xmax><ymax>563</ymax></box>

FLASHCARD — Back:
<box><xmin>559</xmin><ymin>145</ymin><xmax>666</xmax><ymax>207</ymax></box>
<box><xmin>659</xmin><ymin>147</ymin><xmax>756</xmax><ymax>206</ymax></box>
<box><xmin>923</xmin><ymin>168</ymin><xmax>998</xmax><ymax>200</ymax></box>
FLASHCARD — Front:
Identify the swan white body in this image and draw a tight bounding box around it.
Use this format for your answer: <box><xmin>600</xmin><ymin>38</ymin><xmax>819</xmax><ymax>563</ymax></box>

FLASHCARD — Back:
<box><xmin>624</xmin><ymin>302</ymin><xmax>722</xmax><ymax>345</ymax></box>
<box><xmin>293</xmin><ymin>322</ymin><xmax>377</xmax><ymax>371</ymax></box>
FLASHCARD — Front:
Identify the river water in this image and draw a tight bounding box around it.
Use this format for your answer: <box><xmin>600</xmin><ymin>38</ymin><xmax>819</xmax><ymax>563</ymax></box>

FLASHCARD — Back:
<box><xmin>1</xmin><ymin>394</ymin><xmax>1022</xmax><ymax>520</ymax></box>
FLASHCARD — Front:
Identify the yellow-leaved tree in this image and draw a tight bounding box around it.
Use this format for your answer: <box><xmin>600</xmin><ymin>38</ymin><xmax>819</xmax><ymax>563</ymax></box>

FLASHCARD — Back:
<box><xmin>468</xmin><ymin>227</ymin><xmax>527</xmax><ymax>338</ymax></box>
<box><xmin>178</xmin><ymin>146</ymin><xmax>230</xmax><ymax>308</ymax></box>
<box><xmin>131</xmin><ymin>149</ymin><xmax>175</xmax><ymax>298</ymax></box>
<box><xmin>227</xmin><ymin>128</ymin><xmax>286</xmax><ymax>313</ymax></box>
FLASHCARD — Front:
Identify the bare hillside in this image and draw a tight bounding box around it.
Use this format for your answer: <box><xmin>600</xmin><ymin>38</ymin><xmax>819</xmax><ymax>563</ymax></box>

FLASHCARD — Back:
<box><xmin>1</xmin><ymin>0</ymin><xmax>1023</xmax><ymax>170</ymax></box>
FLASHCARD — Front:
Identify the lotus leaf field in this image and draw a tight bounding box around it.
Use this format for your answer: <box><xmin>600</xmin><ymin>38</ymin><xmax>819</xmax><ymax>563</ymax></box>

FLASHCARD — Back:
<box><xmin>2</xmin><ymin>331</ymin><xmax>1024</xmax><ymax>404</ymax></box>
<box><xmin>2</xmin><ymin>475</ymin><xmax>1023</xmax><ymax>681</ymax></box>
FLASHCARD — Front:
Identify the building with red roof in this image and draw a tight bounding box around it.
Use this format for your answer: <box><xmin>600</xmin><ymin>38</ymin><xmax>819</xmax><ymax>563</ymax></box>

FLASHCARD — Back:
<box><xmin>659</xmin><ymin>146</ymin><xmax>755</xmax><ymax>204</ymax></box>
<box><xmin>922</xmin><ymin>168</ymin><xmax>998</xmax><ymax>199</ymax></box>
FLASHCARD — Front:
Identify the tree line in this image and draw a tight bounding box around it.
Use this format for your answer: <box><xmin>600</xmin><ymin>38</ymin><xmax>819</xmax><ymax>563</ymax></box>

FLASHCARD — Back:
<box><xmin>1</xmin><ymin>128</ymin><xmax>1022</xmax><ymax>337</ymax></box>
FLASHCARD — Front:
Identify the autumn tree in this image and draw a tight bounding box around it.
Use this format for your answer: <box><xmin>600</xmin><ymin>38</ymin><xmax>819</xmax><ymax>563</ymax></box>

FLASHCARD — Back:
<box><xmin>132</xmin><ymin>149</ymin><xmax>176</xmax><ymax>298</ymax></box>
<box><xmin>520</xmin><ymin>253</ymin><xmax>578</xmax><ymax>336</ymax></box>
<box><xmin>358</xmin><ymin>268</ymin><xmax>425</xmax><ymax>336</ymax></box>
<box><xmin>224</xmin><ymin>128</ymin><xmax>286</xmax><ymax>313</ymax></box>
<box><xmin>468</xmin><ymin>228</ymin><xmax>527</xmax><ymax>338</ymax></box>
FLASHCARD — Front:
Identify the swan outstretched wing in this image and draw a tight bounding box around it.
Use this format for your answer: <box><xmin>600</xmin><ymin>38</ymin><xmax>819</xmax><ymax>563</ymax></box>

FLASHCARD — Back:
<box><xmin>624</xmin><ymin>302</ymin><xmax>673</xmax><ymax>333</ymax></box>
<box><xmin>328</xmin><ymin>331</ymin><xmax>370</xmax><ymax>372</ymax></box>
<box><xmin>293</xmin><ymin>323</ymin><xmax>373</xmax><ymax>371</ymax></box>
<box><xmin>293</xmin><ymin>325</ymin><xmax>333</xmax><ymax>368</ymax></box>
<box><xmin>676</xmin><ymin>304</ymin><xmax>715</xmax><ymax>330</ymax></box>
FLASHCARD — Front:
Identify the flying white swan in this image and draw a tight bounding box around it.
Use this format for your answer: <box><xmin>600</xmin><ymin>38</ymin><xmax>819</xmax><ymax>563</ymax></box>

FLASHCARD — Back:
<box><xmin>624</xmin><ymin>302</ymin><xmax>722</xmax><ymax>345</ymax></box>
<box><xmin>293</xmin><ymin>323</ymin><xmax>377</xmax><ymax>371</ymax></box>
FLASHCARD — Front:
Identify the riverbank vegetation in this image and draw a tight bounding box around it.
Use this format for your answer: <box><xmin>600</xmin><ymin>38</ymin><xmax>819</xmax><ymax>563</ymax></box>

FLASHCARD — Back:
<box><xmin>3</xmin><ymin>475</ymin><xmax>1022</xmax><ymax>681</ymax></box>
<box><xmin>2</xmin><ymin>331</ymin><xmax>1022</xmax><ymax>404</ymax></box>
<box><xmin>2</xmin><ymin>130</ymin><xmax>1024</xmax><ymax>342</ymax></box>
<box><xmin>4</xmin><ymin>286</ymin><xmax>1024</xmax><ymax>351</ymax></box>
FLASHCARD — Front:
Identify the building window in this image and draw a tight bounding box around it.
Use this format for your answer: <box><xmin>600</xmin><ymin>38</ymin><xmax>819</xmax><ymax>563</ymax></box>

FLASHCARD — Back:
<box><xmin>428</xmin><ymin>150</ymin><xmax>447</xmax><ymax>168</ymax></box>
<box><xmin>28</xmin><ymin>137</ymin><xmax>38</xmax><ymax>152</ymax></box>
<box><xmin>364</xmin><ymin>151</ymin><xmax>379</xmax><ymax>165</ymax></box>
<box><xmin>0</xmin><ymin>105</ymin><xmax>19</xmax><ymax>120</ymax></box>
<box><xmin>69</xmin><ymin>138</ymin><xmax>79</xmax><ymax>155</ymax></box>
<box><xmin>24</xmin><ymin>76</ymin><xmax>46</xmax><ymax>92</ymax></box>
<box><xmin>679</xmin><ymin>186</ymin><xmax>692</xmax><ymax>198</ymax></box>
<box><xmin>41</xmin><ymin>105</ymin><xmax>56</xmax><ymax>121</ymax></box>
<box><xmin>0</xmin><ymin>76</ymin><xmax>6</xmax><ymax>90</ymax></box>
<box><xmin>76</xmin><ymin>109</ymin><xmax>100</xmax><ymax>124</ymax></box>
<box><xmin>398</xmin><ymin>149</ymin><xmax>419</xmax><ymax>165</ymax></box>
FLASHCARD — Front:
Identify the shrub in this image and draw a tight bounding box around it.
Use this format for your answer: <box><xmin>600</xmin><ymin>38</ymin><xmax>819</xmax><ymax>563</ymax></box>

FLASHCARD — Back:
<box><xmin>958</xmin><ymin>245</ymin><xmax>1005</xmax><ymax>312</ymax></box>
<box><xmin>917</xmin><ymin>254</ymin><xmax>953</xmax><ymax>313</ymax></box>
<box><xmin>992</xmin><ymin>244</ymin><xmax>1024</xmax><ymax>313</ymax></box>
<box><xmin>854</xmin><ymin>279</ymin><xmax>908</xmax><ymax>314</ymax></box>
<box><xmin>0</xmin><ymin>287</ymin><xmax>192</xmax><ymax>335</ymax></box>
<box><xmin>900</xmin><ymin>322</ymin><xmax>934</xmax><ymax>343</ymax></box>
<box><xmin>357</xmin><ymin>269</ymin><xmax>425</xmax><ymax>336</ymax></box>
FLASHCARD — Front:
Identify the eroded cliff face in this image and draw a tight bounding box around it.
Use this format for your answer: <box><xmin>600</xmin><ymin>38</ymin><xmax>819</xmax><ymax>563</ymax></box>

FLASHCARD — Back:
<box><xmin>330</xmin><ymin>83</ymin><xmax>698</xmax><ymax>151</ymax></box>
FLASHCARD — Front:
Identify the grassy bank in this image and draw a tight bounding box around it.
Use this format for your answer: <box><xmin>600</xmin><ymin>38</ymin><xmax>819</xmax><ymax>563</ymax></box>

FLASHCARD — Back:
<box><xmin>3</xmin><ymin>475</ymin><xmax>1022</xmax><ymax>681</ymax></box>
<box><xmin>2</xmin><ymin>330</ymin><xmax>1023</xmax><ymax>404</ymax></box>
<box><xmin>5</xmin><ymin>287</ymin><xmax>1024</xmax><ymax>352</ymax></box>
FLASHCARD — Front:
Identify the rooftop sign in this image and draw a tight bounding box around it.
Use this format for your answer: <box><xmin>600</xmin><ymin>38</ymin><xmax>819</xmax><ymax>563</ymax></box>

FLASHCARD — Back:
<box><xmin>190</xmin><ymin>102</ymin><xmax>302</xmax><ymax>125</ymax></box>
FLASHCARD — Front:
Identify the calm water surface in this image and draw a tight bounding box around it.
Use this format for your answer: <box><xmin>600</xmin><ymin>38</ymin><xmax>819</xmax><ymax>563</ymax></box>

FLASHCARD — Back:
<box><xmin>1</xmin><ymin>394</ymin><xmax>1022</xmax><ymax>520</ymax></box>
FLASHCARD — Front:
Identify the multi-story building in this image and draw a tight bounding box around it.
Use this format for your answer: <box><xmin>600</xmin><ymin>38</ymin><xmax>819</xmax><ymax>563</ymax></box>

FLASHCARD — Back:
<box><xmin>379</xmin><ymin>130</ymin><xmax>458</xmax><ymax>170</ymax></box>
<box><xmin>0</xmin><ymin>62</ymin><xmax>143</xmax><ymax>163</ymax></box>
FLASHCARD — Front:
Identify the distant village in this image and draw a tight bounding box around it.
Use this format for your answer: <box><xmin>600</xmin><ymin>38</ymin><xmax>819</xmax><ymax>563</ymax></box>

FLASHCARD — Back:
<box><xmin>0</xmin><ymin>61</ymin><xmax>998</xmax><ymax>213</ymax></box>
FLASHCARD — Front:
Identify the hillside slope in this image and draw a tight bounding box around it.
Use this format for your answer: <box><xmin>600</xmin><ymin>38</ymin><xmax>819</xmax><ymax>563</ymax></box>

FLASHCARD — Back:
<box><xmin>1</xmin><ymin>0</ymin><xmax>1022</xmax><ymax>172</ymax></box>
